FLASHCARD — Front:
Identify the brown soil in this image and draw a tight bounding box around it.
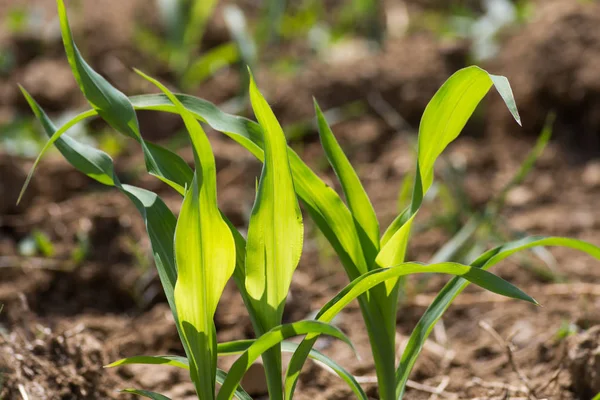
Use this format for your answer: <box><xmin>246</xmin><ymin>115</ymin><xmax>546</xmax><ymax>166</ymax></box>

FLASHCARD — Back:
<box><xmin>3</xmin><ymin>1</ymin><xmax>600</xmax><ymax>399</ymax></box>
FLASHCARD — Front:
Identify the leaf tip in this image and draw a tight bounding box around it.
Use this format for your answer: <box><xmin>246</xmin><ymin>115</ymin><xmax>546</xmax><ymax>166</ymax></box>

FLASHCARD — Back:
<box><xmin>16</xmin><ymin>171</ymin><xmax>34</xmax><ymax>206</ymax></box>
<box><xmin>312</xmin><ymin>97</ymin><xmax>322</xmax><ymax>113</ymax></box>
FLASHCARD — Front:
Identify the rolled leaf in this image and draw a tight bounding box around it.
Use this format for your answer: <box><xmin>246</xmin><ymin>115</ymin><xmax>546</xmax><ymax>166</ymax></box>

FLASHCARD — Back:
<box><xmin>137</xmin><ymin>71</ymin><xmax>236</xmax><ymax>399</ymax></box>
<box><xmin>245</xmin><ymin>73</ymin><xmax>303</xmax><ymax>327</ymax></box>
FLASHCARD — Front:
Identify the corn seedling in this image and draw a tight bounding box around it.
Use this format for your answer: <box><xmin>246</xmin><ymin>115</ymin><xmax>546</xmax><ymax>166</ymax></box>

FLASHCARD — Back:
<box><xmin>17</xmin><ymin>2</ymin><xmax>600</xmax><ymax>399</ymax></box>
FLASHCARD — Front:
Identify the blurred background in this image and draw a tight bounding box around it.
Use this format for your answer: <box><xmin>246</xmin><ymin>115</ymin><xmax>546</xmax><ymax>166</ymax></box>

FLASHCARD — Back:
<box><xmin>3</xmin><ymin>0</ymin><xmax>600</xmax><ymax>399</ymax></box>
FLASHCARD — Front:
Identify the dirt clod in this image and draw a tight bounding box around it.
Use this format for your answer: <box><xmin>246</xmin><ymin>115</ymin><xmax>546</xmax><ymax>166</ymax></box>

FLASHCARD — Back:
<box><xmin>568</xmin><ymin>325</ymin><xmax>600</xmax><ymax>398</ymax></box>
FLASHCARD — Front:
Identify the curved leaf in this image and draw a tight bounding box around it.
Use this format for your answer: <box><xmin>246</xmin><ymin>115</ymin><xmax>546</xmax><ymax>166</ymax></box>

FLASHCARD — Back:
<box><xmin>18</xmin><ymin>87</ymin><xmax>180</xmax><ymax>326</ymax></box>
<box><xmin>395</xmin><ymin>236</ymin><xmax>600</xmax><ymax>398</ymax></box>
<box><xmin>315</xmin><ymin>99</ymin><xmax>379</xmax><ymax>264</ymax></box>
<box><xmin>137</xmin><ymin>71</ymin><xmax>236</xmax><ymax>398</ymax></box>
<box><xmin>18</xmin><ymin>0</ymin><xmax>192</xmax><ymax>202</ymax></box>
<box><xmin>216</xmin><ymin>340</ymin><xmax>367</xmax><ymax>400</ymax></box>
<box><xmin>105</xmin><ymin>355</ymin><xmax>189</xmax><ymax>370</ymax></box>
<box><xmin>216</xmin><ymin>320</ymin><xmax>354</xmax><ymax>400</ymax></box>
<box><xmin>107</xmin><ymin>357</ymin><xmax>251</xmax><ymax>400</ymax></box>
<box><xmin>378</xmin><ymin>66</ymin><xmax>521</xmax><ymax>273</ymax></box>
<box><xmin>285</xmin><ymin>260</ymin><xmax>536</xmax><ymax>398</ymax></box>
<box><xmin>23</xmin><ymin>93</ymin><xmax>368</xmax><ymax>280</ymax></box>
<box><xmin>245</xmin><ymin>73</ymin><xmax>303</xmax><ymax>325</ymax></box>
<box><xmin>120</xmin><ymin>389</ymin><xmax>171</xmax><ymax>400</ymax></box>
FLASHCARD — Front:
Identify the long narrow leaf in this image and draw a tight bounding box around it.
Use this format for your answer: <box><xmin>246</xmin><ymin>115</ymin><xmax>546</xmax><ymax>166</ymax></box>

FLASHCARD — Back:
<box><xmin>284</xmin><ymin>260</ymin><xmax>536</xmax><ymax>398</ymax></box>
<box><xmin>106</xmin><ymin>341</ymin><xmax>367</xmax><ymax>400</ymax></box>
<box><xmin>395</xmin><ymin>237</ymin><xmax>600</xmax><ymax>398</ymax></box>
<box><xmin>137</xmin><ymin>71</ymin><xmax>236</xmax><ymax>399</ymax></box>
<box><xmin>378</xmin><ymin>66</ymin><xmax>521</xmax><ymax>273</ymax></box>
<box><xmin>245</xmin><ymin>73</ymin><xmax>303</xmax><ymax>326</ymax></box>
<box><xmin>120</xmin><ymin>389</ymin><xmax>172</xmax><ymax>400</ymax></box>
<box><xmin>107</xmin><ymin>357</ymin><xmax>251</xmax><ymax>400</ymax></box>
<box><xmin>216</xmin><ymin>320</ymin><xmax>354</xmax><ymax>400</ymax></box>
<box><xmin>19</xmin><ymin>87</ymin><xmax>179</xmax><ymax>322</ymax></box>
<box><xmin>24</xmin><ymin>93</ymin><xmax>368</xmax><ymax>281</ymax></box>
<box><xmin>105</xmin><ymin>355</ymin><xmax>189</xmax><ymax>370</ymax></box>
<box><xmin>18</xmin><ymin>0</ymin><xmax>193</xmax><ymax>202</ymax></box>
<box><xmin>315</xmin><ymin>99</ymin><xmax>379</xmax><ymax>264</ymax></box>
<box><xmin>243</xmin><ymin>72</ymin><xmax>304</xmax><ymax>400</ymax></box>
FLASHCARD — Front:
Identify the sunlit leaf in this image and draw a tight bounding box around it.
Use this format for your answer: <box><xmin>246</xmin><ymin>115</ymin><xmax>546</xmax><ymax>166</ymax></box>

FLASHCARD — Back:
<box><xmin>120</xmin><ymin>389</ymin><xmax>171</xmax><ymax>400</ymax></box>
<box><xmin>315</xmin><ymin>99</ymin><xmax>379</xmax><ymax>264</ymax></box>
<box><xmin>136</xmin><ymin>70</ymin><xmax>236</xmax><ymax>398</ymax></box>
<box><xmin>216</xmin><ymin>320</ymin><xmax>354</xmax><ymax>400</ymax></box>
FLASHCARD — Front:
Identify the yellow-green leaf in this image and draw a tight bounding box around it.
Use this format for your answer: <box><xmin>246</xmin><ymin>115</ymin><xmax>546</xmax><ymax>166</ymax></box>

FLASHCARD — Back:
<box><xmin>245</xmin><ymin>73</ymin><xmax>303</xmax><ymax>328</ymax></box>
<box><xmin>315</xmin><ymin>99</ymin><xmax>379</xmax><ymax>264</ymax></box>
<box><xmin>137</xmin><ymin>70</ymin><xmax>236</xmax><ymax>399</ymax></box>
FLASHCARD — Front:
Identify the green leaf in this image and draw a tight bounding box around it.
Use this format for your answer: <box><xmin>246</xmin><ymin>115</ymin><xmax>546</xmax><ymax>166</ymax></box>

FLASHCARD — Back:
<box><xmin>285</xmin><ymin>261</ymin><xmax>536</xmax><ymax>398</ymax></box>
<box><xmin>379</xmin><ymin>67</ymin><xmax>521</xmax><ymax>265</ymax></box>
<box><xmin>107</xmin><ymin>357</ymin><xmax>251</xmax><ymax>400</ymax></box>
<box><xmin>121</xmin><ymin>341</ymin><xmax>366</xmax><ymax>400</ymax></box>
<box><xmin>20</xmin><ymin>89</ymin><xmax>176</xmax><ymax>304</ymax></box>
<box><xmin>244</xmin><ymin>72</ymin><xmax>304</xmax><ymax>400</ymax></box>
<box><xmin>56</xmin><ymin>0</ymin><xmax>139</xmax><ymax>139</ymax></box>
<box><xmin>105</xmin><ymin>355</ymin><xmax>189</xmax><ymax>370</ymax></box>
<box><xmin>120</xmin><ymin>389</ymin><xmax>171</xmax><ymax>400</ymax></box>
<box><xmin>217</xmin><ymin>340</ymin><xmax>368</xmax><ymax>400</ymax></box>
<box><xmin>130</xmin><ymin>93</ymin><xmax>369</xmax><ymax>280</ymax></box>
<box><xmin>40</xmin><ymin>94</ymin><xmax>369</xmax><ymax>281</ymax></box>
<box><xmin>19</xmin><ymin>86</ymin><xmax>116</xmax><ymax>186</ymax></box>
<box><xmin>395</xmin><ymin>237</ymin><xmax>600</xmax><ymax>398</ymax></box>
<box><xmin>418</xmin><ymin>66</ymin><xmax>520</xmax><ymax>194</ymax></box>
<box><xmin>18</xmin><ymin>0</ymin><xmax>192</xmax><ymax>203</ymax></box>
<box><xmin>315</xmin><ymin>99</ymin><xmax>379</xmax><ymax>264</ymax></box>
<box><xmin>245</xmin><ymin>72</ymin><xmax>303</xmax><ymax>326</ymax></box>
<box><xmin>137</xmin><ymin>70</ymin><xmax>236</xmax><ymax>399</ymax></box>
<box><xmin>216</xmin><ymin>320</ymin><xmax>354</xmax><ymax>400</ymax></box>
<box><xmin>376</xmin><ymin>66</ymin><xmax>522</xmax><ymax>298</ymax></box>
<box><xmin>19</xmin><ymin>88</ymin><xmax>185</xmax><ymax>357</ymax></box>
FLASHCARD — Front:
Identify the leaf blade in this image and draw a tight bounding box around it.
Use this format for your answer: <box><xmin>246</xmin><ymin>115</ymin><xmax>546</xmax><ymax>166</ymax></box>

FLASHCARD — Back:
<box><xmin>395</xmin><ymin>237</ymin><xmax>600</xmax><ymax>398</ymax></box>
<box><xmin>134</xmin><ymin>70</ymin><xmax>237</xmax><ymax>399</ymax></box>
<box><xmin>245</xmin><ymin>73</ymin><xmax>304</xmax><ymax>327</ymax></box>
<box><xmin>315</xmin><ymin>99</ymin><xmax>379</xmax><ymax>264</ymax></box>
<box><xmin>216</xmin><ymin>320</ymin><xmax>354</xmax><ymax>400</ymax></box>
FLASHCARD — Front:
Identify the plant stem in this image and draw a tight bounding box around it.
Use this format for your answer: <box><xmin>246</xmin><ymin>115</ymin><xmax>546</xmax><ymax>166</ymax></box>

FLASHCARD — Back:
<box><xmin>261</xmin><ymin>345</ymin><xmax>284</xmax><ymax>400</ymax></box>
<box><xmin>359</xmin><ymin>292</ymin><xmax>398</xmax><ymax>400</ymax></box>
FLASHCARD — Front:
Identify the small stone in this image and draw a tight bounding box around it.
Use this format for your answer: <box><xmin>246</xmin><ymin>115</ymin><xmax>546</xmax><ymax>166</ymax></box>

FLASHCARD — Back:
<box><xmin>582</xmin><ymin>162</ymin><xmax>600</xmax><ymax>188</ymax></box>
<box><xmin>510</xmin><ymin>320</ymin><xmax>535</xmax><ymax>348</ymax></box>
<box><xmin>506</xmin><ymin>186</ymin><xmax>535</xmax><ymax>207</ymax></box>
<box><xmin>126</xmin><ymin>364</ymin><xmax>174</xmax><ymax>390</ymax></box>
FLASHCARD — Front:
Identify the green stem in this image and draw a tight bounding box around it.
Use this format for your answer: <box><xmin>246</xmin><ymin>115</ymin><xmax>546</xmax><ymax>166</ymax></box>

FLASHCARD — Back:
<box><xmin>358</xmin><ymin>290</ymin><xmax>398</xmax><ymax>400</ymax></box>
<box><xmin>261</xmin><ymin>345</ymin><xmax>284</xmax><ymax>400</ymax></box>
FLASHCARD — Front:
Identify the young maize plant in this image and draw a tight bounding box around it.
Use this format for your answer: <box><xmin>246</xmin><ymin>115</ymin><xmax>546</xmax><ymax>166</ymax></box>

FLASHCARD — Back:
<box><xmin>18</xmin><ymin>1</ymin><xmax>600</xmax><ymax>399</ymax></box>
